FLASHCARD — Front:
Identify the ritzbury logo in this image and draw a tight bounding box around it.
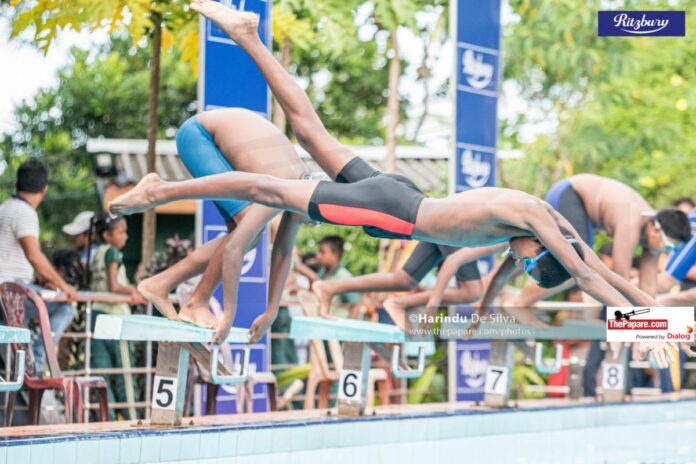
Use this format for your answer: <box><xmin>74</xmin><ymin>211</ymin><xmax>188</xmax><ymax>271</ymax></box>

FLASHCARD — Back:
<box><xmin>607</xmin><ymin>307</ymin><xmax>694</xmax><ymax>342</ymax></box>
<box><xmin>598</xmin><ymin>11</ymin><xmax>685</xmax><ymax>36</ymax></box>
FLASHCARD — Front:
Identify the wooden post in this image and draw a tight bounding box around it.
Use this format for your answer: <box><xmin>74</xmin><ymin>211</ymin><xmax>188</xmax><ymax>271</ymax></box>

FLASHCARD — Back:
<box><xmin>484</xmin><ymin>341</ymin><xmax>515</xmax><ymax>407</ymax></box>
<box><xmin>568</xmin><ymin>356</ymin><xmax>583</xmax><ymax>399</ymax></box>
<box><xmin>150</xmin><ymin>343</ymin><xmax>189</xmax><ymax>426</ymax></box>
<box><xmin>337</xmin><ymin>342</ymin><xmax>371</xmax><ymax>416</ymax></box>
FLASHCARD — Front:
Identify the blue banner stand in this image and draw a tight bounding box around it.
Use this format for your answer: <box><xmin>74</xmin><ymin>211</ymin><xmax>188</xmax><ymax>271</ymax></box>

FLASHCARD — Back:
<box><xmin>448</xmin><ymin>0</ymin><xmax>501</xmax><ymax>403</ymax></box>
<box><xmin>197</xmin><ymin>0</ymin><xmax>271</xmax><ymax>413</ymax></box>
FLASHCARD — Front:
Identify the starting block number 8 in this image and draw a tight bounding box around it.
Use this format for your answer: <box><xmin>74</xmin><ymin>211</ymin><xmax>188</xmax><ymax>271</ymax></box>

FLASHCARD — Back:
<box><xmin>602</xmin><ymin>363</ymin><xmax>625</xmax><ymax>390</ymax></box>
<box><xmin>338</xmin><ymin>370</ymin><xmax>363</xmax><ymax>401</ymax></box>
<box><xmin>152</xmin><ymin>375</ymin><xmax>178</xmax><ymax>410</ymax></box>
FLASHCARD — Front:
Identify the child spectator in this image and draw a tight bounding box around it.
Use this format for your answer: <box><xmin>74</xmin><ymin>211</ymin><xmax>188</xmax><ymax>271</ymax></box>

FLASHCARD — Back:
<box><xmin>89</xmin><ymin>217</ymin><xmax>145</xmax><ymax>420</ymax></box>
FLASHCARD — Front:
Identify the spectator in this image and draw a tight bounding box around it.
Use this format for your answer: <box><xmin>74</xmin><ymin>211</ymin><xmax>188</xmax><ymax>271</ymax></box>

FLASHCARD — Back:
<box><xmin>0</xmin><ymin>159</ymin><xmax>77</xmax><ymax>375</ymax></box>
<box><xmin>62</xmin><ymin>211</ymin><xmax>96</xmax><ymax>267</ymax></box>
<box><xmin>89</xmin><ymin>217</ymin><xmax>145</xmax><ymax>420</ymax></box>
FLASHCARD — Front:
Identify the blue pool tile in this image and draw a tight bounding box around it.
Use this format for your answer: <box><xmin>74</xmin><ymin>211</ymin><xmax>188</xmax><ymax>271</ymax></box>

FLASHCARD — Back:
<box><xmin>217</xmin><ymin>430</ymin><xmax>240</xmax><ymax>458</ymax></box>
<box><xmin>7</xmin><ymin>445</ymin><xmax>30</xmax><ymax>464</ymax></box>
<box><xmin>0</xmin><ymin>447</ymin><xmax>6</xmax><ymax>464</ymax></box>
<box><xmin>97</xmin><ymin>439</ymin><xmax>120</xmax><ymax>464</ymax></box>
<box><xmin>139</xmin><ymin>435</ymin><xmax>162</xmax><ymax>463</ymax></box>
<box><xmin>269</xmin><ymin>426</ymin><xmax>293</xmax><ymax>454</ymax></box>
<box><xmin>119</xmin><ymin>437</ymin><xmax>141</xmax><ymax>464</ymax></box>
<box><xmin>199</xmin><ymin>431</ymin><xmax>221</xmax><ymax>460</ymax></box>
<box><xmin>53</xmin><ymin>440</ymin><xmax>77</xmax><ymax>463</ymax></box>
<box><xmin>251</xmin><ymin>427</ymin><xmax>273</xmax><ymax>455</ymax></box>
<box><xmin>177</xmin><ymin>432</ymin><xmax>200</xmax><ymax>461</ymax></box>
<box><xmin>159</xmin><ymin>434</ymin><xmax>183</xmax><ymax>462</ymax></box>
<box><xmin>29</xmin><ymin>443</ymin><xmax>53</xmax><ymax>464</ymax></box>
<box><xmin>74</xmin><ymin>439</ymin><xmax>99</xmax><ymax>464</ymax></box>
<box><xmin>287</xmin><ymin>425</ymin><xmax>309</xmax><ymax>452</ymax></box>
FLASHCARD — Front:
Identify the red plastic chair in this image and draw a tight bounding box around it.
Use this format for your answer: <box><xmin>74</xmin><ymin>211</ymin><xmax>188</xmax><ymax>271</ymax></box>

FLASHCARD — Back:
<box><xmin>0</xmin><ymin>282</ymin><xmax>109</xmax><ymax>425</ymax></box>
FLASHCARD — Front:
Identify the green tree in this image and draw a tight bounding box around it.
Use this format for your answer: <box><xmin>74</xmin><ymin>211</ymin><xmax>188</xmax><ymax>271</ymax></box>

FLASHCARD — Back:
<box><xmin>9</xmin><ymin>0</ymin><xmax>198</xmax><ymax>265</ymax></box>
<box><xmin>0</xmin><ymin>37</ymin><xmax>196</xmax><ymax>243</ymax></box>
<box><xmin>501</xmin><ymin>0</ymin><xmax>696</xmax><ymax>208</ymax></box>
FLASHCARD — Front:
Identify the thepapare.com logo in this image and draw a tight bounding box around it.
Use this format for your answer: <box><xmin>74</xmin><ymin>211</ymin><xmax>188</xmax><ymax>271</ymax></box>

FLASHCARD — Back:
<box><xmin>607</xmin><ymin>307</ymin><xmax>694</xmax><ymax>342</ymax></box>
<box><xmin>598</xmin><ymin>11</ymin><xmax>685</xmax><ymax>36</ymax></box>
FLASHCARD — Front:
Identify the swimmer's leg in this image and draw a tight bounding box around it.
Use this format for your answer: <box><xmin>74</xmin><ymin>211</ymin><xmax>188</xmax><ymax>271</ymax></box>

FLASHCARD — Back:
<box><xmin>312</xmin><ymin>270</ymin><xmax>417</xmax><ymax>318</ymax></box>
<box><xmin>383</xmin><ymin>280</ymin><xmax>483</xmax><ymax>331</ymax></box>
<box><xmin>191</xmin><ymin>0</ymin><xmax>355</xmax><ymax>178</ymax></box>
<box><xmin>108</xmin><ymin>171</ymin><xmax>317</xmax><ymax>217</ymax></box>
<box><xmin>137</xmin><ymin>235</ymin><xmax>228</xmax><ymax>321</ymax></box>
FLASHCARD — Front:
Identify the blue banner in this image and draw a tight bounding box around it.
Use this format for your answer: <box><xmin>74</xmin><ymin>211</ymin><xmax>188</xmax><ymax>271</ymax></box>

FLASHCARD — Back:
<box><xmin>451</xmin><ymin>0</ymin><xmax>500</xmax><ymax>402</ymax></box>
<box><xmin>598</xmin><ymin>11</ymin><xmax>685</xmax><ymax>37</ymax></box>
<box><xmin>198</xmin><ymin>0</ymin><xmax>271</xmax><ymax>413</ymax></box>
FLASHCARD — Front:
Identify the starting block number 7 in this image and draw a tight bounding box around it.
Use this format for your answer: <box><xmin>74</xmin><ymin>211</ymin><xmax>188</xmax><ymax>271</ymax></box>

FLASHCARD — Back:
<box><xmin>338</xmin><ymin>370</ymin><xmax>363</xmax><ymax>401</ymax></box>
<box><xmin>484</xmin><ymin>365</ymin><xmax>509</xmax><ymax>396</ymax></box>
<box><xmin>152</xmin><ymin>375</ymin><xmax>178</xmax><ymax>410</ymax></box>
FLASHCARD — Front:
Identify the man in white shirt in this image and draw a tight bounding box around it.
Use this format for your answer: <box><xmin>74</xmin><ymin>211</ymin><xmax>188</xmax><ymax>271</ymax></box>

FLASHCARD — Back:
<box><xmin>0</xmin><ymin>159</ymin><xmax>77</xmax><ymax>374</ymax></box>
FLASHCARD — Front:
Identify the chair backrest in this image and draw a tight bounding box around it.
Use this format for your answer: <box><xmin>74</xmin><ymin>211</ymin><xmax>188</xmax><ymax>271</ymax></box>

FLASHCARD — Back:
<box><xmin>0</xmin><ymin>282</ymin><xmax>62</xmax><ymax>379</ymax></box>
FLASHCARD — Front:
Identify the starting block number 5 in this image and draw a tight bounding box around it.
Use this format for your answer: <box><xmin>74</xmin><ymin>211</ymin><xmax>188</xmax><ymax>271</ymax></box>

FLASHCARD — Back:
<box><xmin>484</xmin><ymin>365</ymin><xmax>509</xmax><ymax>396</ymax></box>
<box><xmin>338</xmin><ymin>370</ymin><xmax>363</xmax><ymax>401</ymax></box>
<box><xmin>152</xmin><ymin>375</ymin><xmax>178</xmax><ymax>410</ymax></box>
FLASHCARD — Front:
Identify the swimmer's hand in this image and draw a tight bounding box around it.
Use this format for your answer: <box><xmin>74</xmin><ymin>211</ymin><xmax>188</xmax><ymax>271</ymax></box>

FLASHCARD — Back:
<box><xmin>319</xmin><ymin>309</ymin><xmax>337</xmax><ymax>320</ymax></box>
<box><xmin>248</xmin><ymin>312</ymin><xmax>275</xmax><ymax>344</ymax></box>
<box><xmin>211</xmin><ymin>316</ymin><xmax>233</xmax><ymax>345</ymax></box>
<box><xmin>638</xmin><ymin>342</ymin><xmax>678</xmax><ymax>369</ymax></box>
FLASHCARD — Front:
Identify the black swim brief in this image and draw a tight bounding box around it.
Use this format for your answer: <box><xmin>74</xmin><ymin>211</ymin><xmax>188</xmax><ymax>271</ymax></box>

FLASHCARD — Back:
<box><xmin>402</xmin><ymin>242</ymin><xmax>481</xmax><ymax>282</ymax></box>
<box><xmin>545</xmin><ymin>179</ymin><xmax>594</xmax><ymax>247</ymax></box>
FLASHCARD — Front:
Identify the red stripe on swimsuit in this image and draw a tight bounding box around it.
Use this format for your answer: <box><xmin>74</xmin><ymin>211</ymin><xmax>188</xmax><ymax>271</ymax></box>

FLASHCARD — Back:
<box><xmin>318</xmin><ymin>204</ymin><xmax>415</xmax><ymax>236</ymax></box>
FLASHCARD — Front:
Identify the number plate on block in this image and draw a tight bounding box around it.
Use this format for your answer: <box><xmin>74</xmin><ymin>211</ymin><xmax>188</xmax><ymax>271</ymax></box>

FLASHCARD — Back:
<box><xmin>152</xmin><ymin>375</ymin><xmax>178</xmax><ymax>410</ymax></box>
<box><xmin>484</xmin><ymin>366</ymin><xmax>509</xmax><ymax>396</ymax></box>
<box><xmin>337</xmin><ymin>370</ymin><xmax>363</xmax><ymax>401</ymax></box>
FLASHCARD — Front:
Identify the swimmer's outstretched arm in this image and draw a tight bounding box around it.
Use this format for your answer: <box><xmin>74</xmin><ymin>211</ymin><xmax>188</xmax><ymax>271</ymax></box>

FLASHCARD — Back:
<box><xmin>247</xmin><ymin>212</ymin><xmax>305</xmax><ymax>343</ymax></box>
<box><xmin>658</xmin><ymin>286</ymin><xmax>696</xmax><ymax>306</ymax></box>
<box><xmin>529</xmin><ymin>213</ymin><xmax>629</xmax><ymax>306</ymax></box>
<box><xmin>550</xmin><ymin>210</ymin><xmax>658</xmax><ymax>306</ymax></box>
<box><xmin>191</xmin><ymin>0</ymin><xmax>355</xmax><ymax>178</ymax></box>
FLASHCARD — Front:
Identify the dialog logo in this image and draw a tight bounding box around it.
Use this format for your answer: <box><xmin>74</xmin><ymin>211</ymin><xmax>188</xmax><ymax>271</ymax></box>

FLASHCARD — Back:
<box><xmin>607</xmin><ymin>306</ymin><xmax>694</xmax><ymax>342</ymax></box>
<box><xmin>598</xmin><ymin>11</ymin><xmax>685</xmax><ymax>37</ymax></box>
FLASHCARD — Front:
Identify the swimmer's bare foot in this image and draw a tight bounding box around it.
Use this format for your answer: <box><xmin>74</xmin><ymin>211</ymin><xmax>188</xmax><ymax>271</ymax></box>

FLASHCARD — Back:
<box><xmin>500</xmin><ymin>306</ymin><xmax>549</xmax><ymax>328</ymax></box>
<box><xmin>298</xmin><ymin>290</ymin><xmax>335</xmax><ymax>319</ymax></box>
<box><xmin>311</xmin><ymin>281</ymin><xmax>335</xmax><ymax>319</ymax></box>
<box><xmin>190</xmin><ymin>0</ymin><xmax>259</xmax><ymax>45</ymax></box>
<box><xmin>179</xmin><ymin>300</ymin><xmax>218</xmax><ymax>329</ymax></box>
<box><xmin>383</xmin><ymin>297</ymin><xmax>409</xmax><ymax>331</ymax></box>
<box><xmin>137</xmin><ymin>278</ymin><xmax>179</xmax><ymax>321</ymax></box>
<box><xmin>108</xmin><ymin>173</ymin><xmax>162</xmax><ymax>216</ymax></box>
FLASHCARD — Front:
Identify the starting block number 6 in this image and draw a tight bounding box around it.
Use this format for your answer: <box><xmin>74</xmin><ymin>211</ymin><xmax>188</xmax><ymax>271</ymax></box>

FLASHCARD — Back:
<box><xmin>338</xmin><ymin>370</ymin><xmax>363</xmax><ymax>401</ymax></box>
<box><xmin>152</xmin><ymin>375</ymin><xmax>178</xmax><ymax>410</ymax></box>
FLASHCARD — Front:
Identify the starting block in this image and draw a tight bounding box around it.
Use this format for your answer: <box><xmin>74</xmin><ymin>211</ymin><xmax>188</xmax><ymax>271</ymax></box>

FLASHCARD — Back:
<box><xmin>442</xmin><ymin>319</ymin><xmax>610</xmax><ymax>407</ymax></box>
<box><xmin>289</xmin><ymin>317</ymin><xmax>426</xmax><ymax>416</ymax></box>
<box><xmin>0</xmin><ymin>326</ymin><xmax>29</xmax><ymax>392</ymax></box>
<box><xmin>94</xmin><ymin>315</ymin><xmax>250</xmax><ymax>425</ymax></box>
